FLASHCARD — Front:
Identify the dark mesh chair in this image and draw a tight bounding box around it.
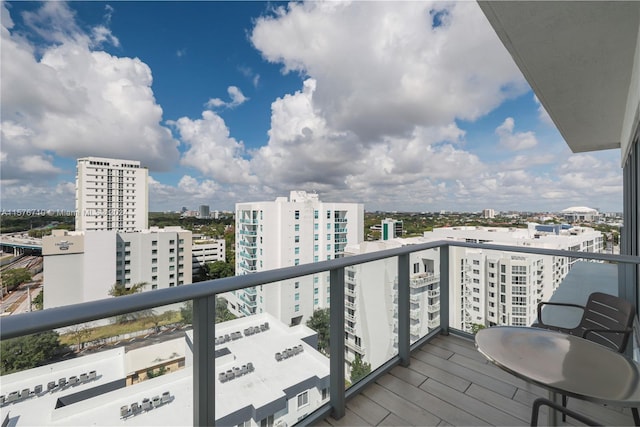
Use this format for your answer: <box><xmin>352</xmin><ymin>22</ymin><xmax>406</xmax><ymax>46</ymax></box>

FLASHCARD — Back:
<box><xmin>534</xmin><ymin>291</ymin><xmax>634</xmax><ymax>352</ymax></box>
<box><xmin>533</xmin><ymin>292</ymin><xmax>636</xmax><ymax>423</ymax></box>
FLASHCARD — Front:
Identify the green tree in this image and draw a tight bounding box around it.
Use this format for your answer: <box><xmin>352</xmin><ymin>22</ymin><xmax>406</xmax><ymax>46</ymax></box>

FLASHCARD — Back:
<box><xmin>179</xmin><ymin>297</ymin><xmax>236</xmax><ymax>325</ymax></box>
<box><xmin>32</xmin><ymin>291</ymin><xmax>44</xmax><ymax>310</ymax></box>
<box><xmin>108</xmin><ymin>281</ymin><xmax>147</xmax><ymax>297</ymax></box>
<box><xmin>1</xmin><ymin>268</ymin><xmax>32</xmax><ymax>292</ymax></box>
<box><xmin>216</xmin><ymin>297</ymin><xmax>236</xmax><ymax>323</ymax></box>
<box><xmin>471</xmin><ymin>323</ymin><xmax>486</xmax><ymax>334</ymax></box>
<box><xmin>180</xmin><ymin>301</ymin><xmax>193</xmax><ymax>324</ymax></box>
<box><xmin>350</xmin><ymin>354</ymin><xmax>371</xmax><ymax>384</ymax></box>
<box><xmin>0</xmin><ymin>331</ymin><xmax>69</xmax><ymax>375</ymax></box>
<box><xmin>108</xmin><ymin>282</ymin><xmax>148</xmax><ymax>322</ymax></box>
<box><xmin>306</xmin><ymin>308</ymin><xmax>330</xmax><ymax>354</ymax></box>
<box><xmin>68</xmin><ymin>324</ymin><xmax>92</xmax><ymax>350</ymax></box>
<box><xmin>206</xmin><ymin>261</ymin><xmax>234</xmax><ymax>280</ymax></box>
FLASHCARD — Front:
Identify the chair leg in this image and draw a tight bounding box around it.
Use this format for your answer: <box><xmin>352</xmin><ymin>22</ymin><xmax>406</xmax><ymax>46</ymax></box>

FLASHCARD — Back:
<box><xmin>562</xmin><ymin>394</ymin><xmax>568</xmax><ymax>422</ymax></box>
<box><xmin>531</xmin><ymin>397</ymin><xmax>602</xmax><ymax>426</ymax></box>
<box><xmin>632</xmin><ymin>407</ymin><xmax>639</xmax><ymax>426</ymax></box>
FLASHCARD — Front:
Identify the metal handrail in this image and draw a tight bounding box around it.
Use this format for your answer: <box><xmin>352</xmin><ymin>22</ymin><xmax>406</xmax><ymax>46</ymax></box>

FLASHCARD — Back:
<box><xmin>2</xmin><ymin>240</ymin><xmax>638</xmax><ymax>340</ymax></box>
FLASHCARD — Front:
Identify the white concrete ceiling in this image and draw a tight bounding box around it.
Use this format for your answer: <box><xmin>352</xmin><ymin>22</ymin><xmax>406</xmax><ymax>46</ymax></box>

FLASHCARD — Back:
<box><xmin>479</xmin><ymin>1</ymin><xmax>640</xmax><ymax>154</ymax></box>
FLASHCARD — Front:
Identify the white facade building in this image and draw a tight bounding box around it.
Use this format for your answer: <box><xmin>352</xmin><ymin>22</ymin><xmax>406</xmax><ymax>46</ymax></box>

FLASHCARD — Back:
<box><xmin>482</xmin><ymin>209</ymin><xmax>496</xmax><ymax>219</ymax></box>
<box><xmin>228</xmin><ymin>191</ymin><xmax>364</xmax><ymax>326</ymax></box>
<box><xmin>0</xmin><ymin>314</ymin><xmax>329</xmax><ymax>427</ymax></box>
<box><xmin>191</xmin><ymin>238</ymin><xmax>226</xmax><ymax>275</ymax></box>
<box><xmin>75</xmin><ymin>157</ymin><xmax>149</xmax><ymax>232</ymax></box>
<box><xmin>423</xmin><ymin>224</ymin><xmax>603</xmax><ymax>332</ymax></box>
<box><xmin>42</xmin><ymin>227</ymin><xmax>192</xmax><ymax>309</ymax></box>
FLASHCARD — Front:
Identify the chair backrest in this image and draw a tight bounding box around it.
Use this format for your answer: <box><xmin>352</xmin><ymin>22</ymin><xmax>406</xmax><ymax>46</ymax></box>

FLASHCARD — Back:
<box><xmin>577</xmin><ymin>292</ymin><xmax>635</xmax><ymax>352</ymax></box>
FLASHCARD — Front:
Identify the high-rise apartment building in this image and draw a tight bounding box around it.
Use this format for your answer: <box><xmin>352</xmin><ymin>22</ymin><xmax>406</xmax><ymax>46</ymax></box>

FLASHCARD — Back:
<box><xmin>482</xmin><ymin>208</ymin><xmax>496</xmax><ymax>219</ymax></box>
<box><xmin>75</xmin><ymin>157</ymin><xmax>149</xmax><ymax>232</ymax></box>
<box><xmin>42</xmin><ymin>227</ymin><xmax>192</xmax><ymax>309</ymax></box>
<box><xmin>198</xmin><ymin>205</ymin><xmax>210</xmax><ymax>219</ymax></box>
<box><xmin>227</xmin><ymin>191</ymin><xmax>364</xmax><ymax>326</ymax></box>
<box><xmin>381</xmin><ymin>218</ymin><xmax>403</xmax><ymax>240</ymax></box>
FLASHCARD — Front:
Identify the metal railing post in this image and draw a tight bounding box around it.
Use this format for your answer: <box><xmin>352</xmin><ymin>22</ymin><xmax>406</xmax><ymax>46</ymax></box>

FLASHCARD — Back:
<box><xmin>398</xmin><ymin>254</ymin><xmax>410</xmax><ymax>366</ymax></box>
<box><xmin>329</xmin><ymin>267</ymin><xmax>345</xmax><ymax>419</ymax></box>
<box><xmin>439</xmin><ymin>245</ymin><xmax>450</xmax><ymax>335</ymax></box>
<box><xmin>193</xmin><ymin>296</ymin><xmax>216</xmax><ymax>426</ymax></box>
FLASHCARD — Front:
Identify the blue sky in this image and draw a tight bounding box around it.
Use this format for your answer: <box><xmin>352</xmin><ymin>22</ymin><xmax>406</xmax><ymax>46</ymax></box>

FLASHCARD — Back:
<box><xmin>1</xmin><ymin>1</ymin><xmax>623</xmax><ymax>213</ymax></box>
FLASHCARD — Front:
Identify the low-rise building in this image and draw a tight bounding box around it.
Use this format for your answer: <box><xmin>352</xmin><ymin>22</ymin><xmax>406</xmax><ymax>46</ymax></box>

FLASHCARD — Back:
<box><xmin>42</xmin><ymin>227</ymin><xmax>192</xmax><ymax>309</ymax></box>
<box><xmin>191</xmin><ymin>238</ymin><xmax>225</xmax><ymax>275</ymax></box>
<box><xmin>0</xmin><ymin>314</ymin><xmax>329</xmax><ymax>427</ymax></box>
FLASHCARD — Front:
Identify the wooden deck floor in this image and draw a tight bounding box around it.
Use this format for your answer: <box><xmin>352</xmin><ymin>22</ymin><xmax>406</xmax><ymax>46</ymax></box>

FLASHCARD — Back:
<box><xmin>317</xmin><ymin>334</ymin><xmax>636</xmax><ymax>426</ymax></box>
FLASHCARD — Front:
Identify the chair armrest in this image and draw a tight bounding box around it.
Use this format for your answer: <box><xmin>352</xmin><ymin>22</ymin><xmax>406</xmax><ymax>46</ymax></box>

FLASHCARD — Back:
<box><xmin>536</xmin><ymin>301</ymin><xmax>585</xmax><ymax>328</ymax></box>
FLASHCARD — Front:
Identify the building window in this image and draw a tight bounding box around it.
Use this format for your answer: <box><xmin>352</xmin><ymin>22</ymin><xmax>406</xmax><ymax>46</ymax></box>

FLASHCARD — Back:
<box><xmin>295</xmin><ymin>293</ymin><xmax>300</xmax><ymax>301</ymax></box>
<box><xmin>413</xmin><ymin>263</ymin><xmax>420</xmax><ymax>274</ymax></box>
<box><xmin>327</xmin><ymin>210</ymin><xmax>331</xmax><ymax>219</ymax></box>
<box><xmin>294</xmin><ymin>210</ymin><xmax>300</xmax><ymax>220</ymax></box>
<box><xmin>294</xmin><ymin>259</ymin><xmax>300</xmax><ymax>266</ymax></box>
<box><xmin>314</xmin><ymin>223</ymin><xmax>319</xmax><ymax>230</ymax></box>
<box><xmin>152</xmin><ymin>240</ymin><xmax>157</xmax><ymax>246</ymax></box>
<box><xmin>260</xmin><ymin>415</ymin><xmax>274</xmax><ymax>427</ymax></box>
<box><xmin>314</xmin><ymin>256</ymin><xmax>319</xmax><ymax>262</ymax></box>
<box><xmin>179</xmin><ymin>239</ymin><xmax>184</xmax><ymax>244</ymax></box>
<box><xmin>295</xmin><ymin>224</ymin><xmax>300</xmax><ymax>232</ymax></box>
<box><xmin>170</xmin><ymin>240</ymin><xmax>175</xmax><ymax>245</ymax></box>
<box><xmin>314</xmin><ymin>298</ymin><xmax>319</xmax><ymax>305</ymax></box>
<box><xmin>295</xmin><ymin>281</ymin><xmax>300</xmax><ymax>289</ymax></box>
<box><xmin>314</xmin><ymin>244</ymin><xmax>319</xmax><ymax>251</ymax></box>
<box><xmin>295</xmin><ymin>247</ymin><xmax>300</xmax><ymax>254</ymax></box>
<box><xmin>314</xmin><ymin>288</ymin><xmax>319</xmax><ymax>294</ymax></box>
<box><xmin>314</xmin><ymin>234</ymin><xmax>318</xmax><ymax>241</ymax></box>
<box><xmin>314</xmin><ymin>210</ymin><xmax>319</xmax><ymax>219</ymax></box>
<box><xmin>295</xmin><ymin>236</ymin><xmax>300</xmax><ymax>243</ymax></box>
<box><xmin>152</xmin><ymin>267</ymin><xmax>157</xmax><ymax>272</ymax></box>
<box><xmin>294</xmin><ymin>304</ymin><xmax>300</xmax><ymax>312</ymax></box>
<box><xmin>297</xmin><ymin>391</ymin><xmax>309</xmax><ymax>408</ymax></box>
<box><xmin>326</xmin><ymin>234</ymin><xmax>331</xmax><ymax>241</ymax></box>
<box><xmin>327</xmin><ymin>223</ymin><xmax>331</xmax><ymax>230</ymax></box>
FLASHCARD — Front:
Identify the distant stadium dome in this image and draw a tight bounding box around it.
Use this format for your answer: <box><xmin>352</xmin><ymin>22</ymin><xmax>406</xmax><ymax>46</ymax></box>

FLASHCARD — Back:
<box><xmin>561</xmin><ymin>206</ymin><xmax>599</xmax><ymax>222</ymax></box>
<box><xmin>561</xmin><ymin>206</ymin><xmax>598</xmax><ymax>214</ymax></box>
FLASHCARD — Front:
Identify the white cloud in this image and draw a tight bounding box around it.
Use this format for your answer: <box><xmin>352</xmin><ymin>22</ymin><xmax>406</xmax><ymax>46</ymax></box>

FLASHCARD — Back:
<box><xmin>496</xmin><ymin>117</ymin><xmax>538</xmax><ymax>150</ymax></box>
<box><xmin>205</xmin><ymin>86</ymin><xmax>249</xmax><ymax>109</ymax></box>
<box><xmin>1</xmin><ymin>1</ymin><xmax>180</xmax><ymax>182</ymax></box>
<box><xmin>534</xmin><ymin>95</ymin><xmax>554</xmax><ymax>126</ymax></box>
<box><xmin>251</xmin><ymin>1</ymin><xmax>526</xmax><ymax>142</ymax></box>
<box><xmin>176</xmin><ymin>48</ymin><xmax>186</xmax><ymax>57</ymax></box>
<box><xmin>171</xmin><ymin>110</ymin><xmax>257</xmax><ymax>185</ymax></box>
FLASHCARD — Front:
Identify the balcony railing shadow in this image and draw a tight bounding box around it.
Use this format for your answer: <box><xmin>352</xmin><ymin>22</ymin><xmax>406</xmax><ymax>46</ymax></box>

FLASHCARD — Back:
<box><xmin>1</xmin><ymin>241</ymin><xmax>638</xmax><ymax>426</ymax></box>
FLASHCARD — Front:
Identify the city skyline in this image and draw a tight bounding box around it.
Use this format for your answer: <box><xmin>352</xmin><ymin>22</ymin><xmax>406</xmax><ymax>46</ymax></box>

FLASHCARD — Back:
<box><xmin>1</xmin><ymin>1</ymin><xmax>624</xmax><ymax>213</ymax></box>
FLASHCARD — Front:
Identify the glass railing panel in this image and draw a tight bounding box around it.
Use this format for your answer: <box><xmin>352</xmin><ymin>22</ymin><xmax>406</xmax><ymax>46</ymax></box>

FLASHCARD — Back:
<box><xmin>0</xmin><ymin>302</ymin><xmax>190</xmax><ymax>426</ymax></box>
<box><xmin>345</xmin><ymin>257</ymin><xmax>398</xmax><ymax>388</ymax></box>
<box><xmin>216</xmin><ymin>276</ymin><xmax>330</xmax><ymax>426</ymax></box>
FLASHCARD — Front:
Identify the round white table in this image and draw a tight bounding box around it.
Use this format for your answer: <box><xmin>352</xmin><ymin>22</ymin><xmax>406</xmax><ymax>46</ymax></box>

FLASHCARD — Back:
<box><xmin>475</xmin><ymin>326</ymin><xmax>640</xmax><ymax>425</ymax></box>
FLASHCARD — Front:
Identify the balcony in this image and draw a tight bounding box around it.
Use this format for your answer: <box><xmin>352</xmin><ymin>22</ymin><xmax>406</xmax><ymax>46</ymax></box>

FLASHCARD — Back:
<box><xmin>238</xmin><ymin>219</ymin><xmax>259</xmax><ymax>225</ymax></box>
<box><xmin>1</xmin><ymin>241</ymin><xmax>638</xmax><ymax>427</ymax></box>
<box><xmin>319</xmin><ymin>334</ymin><xmax>635</xmax><ymax>427</ymax></box>
<box><xmin>238</xmin><ymin>229</ymin><xmax>257</xmax><ymax>236</ymax></box>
